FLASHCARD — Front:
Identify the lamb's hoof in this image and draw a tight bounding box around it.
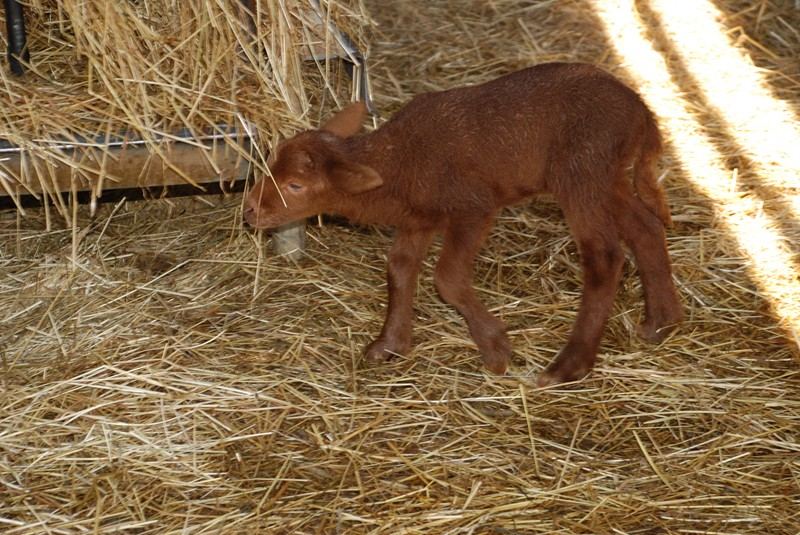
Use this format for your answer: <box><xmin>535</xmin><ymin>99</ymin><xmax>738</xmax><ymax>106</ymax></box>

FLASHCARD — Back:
<box><xmin>637</xmin><ymin>313</ymin><xmax>682</xmax><ymax>344</ymax></box>
<box><xmin>536</xmin><ymin>351</ymin><xmax>594</xmax><ymax>387</ymax></box>
<box><xmin>483</xmin><ymin>353</ymin><xmax>510</xmax><ymax>375</ymax></box>
<box><xmin>479</xmin><ymin>331</ymin><xmax>512</xmax><ymax>375</ymax></box>
<box><xmin>363</xmin><ymin>338</ymin><xmax>407</xmax><ymax>363</ymax></box>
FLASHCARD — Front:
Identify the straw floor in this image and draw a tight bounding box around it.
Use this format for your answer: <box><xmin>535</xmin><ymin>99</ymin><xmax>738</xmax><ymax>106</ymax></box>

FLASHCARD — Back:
<box><xmin>2</xmin><ymin>0</ymin><xmax>800</xmax><ymax>533</ymax></box>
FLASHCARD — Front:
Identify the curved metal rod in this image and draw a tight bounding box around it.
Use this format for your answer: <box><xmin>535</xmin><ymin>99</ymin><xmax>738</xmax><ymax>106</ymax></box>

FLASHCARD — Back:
<box><xmin>4</xmin><ymin>0</ymin><xmax>29</xmax><ymax>76</ymax></box>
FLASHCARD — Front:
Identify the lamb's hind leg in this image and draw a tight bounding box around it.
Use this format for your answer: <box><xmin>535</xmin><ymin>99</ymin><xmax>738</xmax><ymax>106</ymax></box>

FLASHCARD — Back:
<box><xmin>537</xmin><ymin>199</ymin><xmax>625</xmax><ymax>386</ymax></box>
<box><xmin>617</xmin><ymin>192</ymin><xmax>683</xmax><ymax>342</ymax></box>
<box><xmin>434</xmin><ymin>214</ymin><xmax>511</xmax><ymax>374</ymax></box>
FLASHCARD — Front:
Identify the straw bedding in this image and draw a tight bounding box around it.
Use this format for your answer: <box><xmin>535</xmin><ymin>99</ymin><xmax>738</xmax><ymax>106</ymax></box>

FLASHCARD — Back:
<box><xmin>2</xmin><ymin>0</ymin><xmax>799</xmax><ymax>533</ymax></box>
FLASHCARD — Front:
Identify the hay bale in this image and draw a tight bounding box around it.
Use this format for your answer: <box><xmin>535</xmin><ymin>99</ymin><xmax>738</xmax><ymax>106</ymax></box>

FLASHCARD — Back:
<box><xmin>0</xmin><ymin>0</ymin><xmax>366</xmax><ymax>219</ymax></box>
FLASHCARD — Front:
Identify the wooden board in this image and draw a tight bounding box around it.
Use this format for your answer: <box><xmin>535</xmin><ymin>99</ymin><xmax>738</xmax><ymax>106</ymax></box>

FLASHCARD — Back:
<box><xmin>0</xmin><ymin>140</ymin><xmax>251</xmax><ymax>199</ymax></box>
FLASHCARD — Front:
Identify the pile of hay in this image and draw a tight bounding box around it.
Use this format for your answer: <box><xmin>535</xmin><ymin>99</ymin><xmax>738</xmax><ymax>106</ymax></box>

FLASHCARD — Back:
<box><xmin>0</xmin><ymin>0</ymin><xmax>365</xmax><ymax>216</ymax></box>
<box><xmin>2</xmin><ymin>0</ymin><xmax>799</xmax><ymax>533</ymax></box>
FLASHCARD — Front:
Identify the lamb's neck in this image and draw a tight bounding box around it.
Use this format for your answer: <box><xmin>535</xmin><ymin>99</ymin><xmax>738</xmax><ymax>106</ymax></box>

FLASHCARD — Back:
<box><xmin>331</xmin><ymin>131</ymin><xmax>408</xmax><ymax>227</ymax></box>
<box><xmin>343</xmin><ymin>129</ymin><xmax>395</xmax><ymax>177</ymax></box>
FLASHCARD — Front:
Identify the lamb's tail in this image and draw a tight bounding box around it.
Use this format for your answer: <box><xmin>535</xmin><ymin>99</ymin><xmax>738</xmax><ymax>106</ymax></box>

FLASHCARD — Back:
<box><xmin>633</xmin><ymin>111</ymin><xmax>672</xmax><ymax>227</ymax></box>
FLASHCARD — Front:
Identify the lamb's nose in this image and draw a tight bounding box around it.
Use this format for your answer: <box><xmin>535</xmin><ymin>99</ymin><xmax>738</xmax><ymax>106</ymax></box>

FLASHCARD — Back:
<box><xmin>243</xmin><ymin>205</ymin><xmax>256</xmax><ymax>224</ymax></box>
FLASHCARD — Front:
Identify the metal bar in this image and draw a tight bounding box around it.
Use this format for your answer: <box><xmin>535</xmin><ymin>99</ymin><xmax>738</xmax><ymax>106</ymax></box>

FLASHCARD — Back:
<box><xmin>308</xmin><ymin>0</ymin><xmax>374</xmax><ymax>114</ymax></box>
<box><xmin>4</xmin><ymin>0</ymin><xmax>29</xmax><ymax>76</ymax></box>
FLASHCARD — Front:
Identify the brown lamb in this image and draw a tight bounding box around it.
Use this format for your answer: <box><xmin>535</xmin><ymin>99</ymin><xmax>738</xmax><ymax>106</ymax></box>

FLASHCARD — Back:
<box><xmin>243</xmin><ymin>62</ymin><xmax>683</xmax><ymax>385</ymax></box>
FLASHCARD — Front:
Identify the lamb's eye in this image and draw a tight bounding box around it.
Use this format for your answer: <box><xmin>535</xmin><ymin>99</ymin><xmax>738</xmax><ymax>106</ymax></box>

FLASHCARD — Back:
<box><xmin>287</xmin><ymin>182</ymin><xmax>304</xmax><ymax>193</ymax></box>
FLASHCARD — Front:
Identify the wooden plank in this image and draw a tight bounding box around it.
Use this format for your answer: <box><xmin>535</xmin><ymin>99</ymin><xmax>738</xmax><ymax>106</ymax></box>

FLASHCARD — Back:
<box><xmin>0</xmin><ymin>140</ymin><xmax>250</xmax><ymax>198</ymax></box>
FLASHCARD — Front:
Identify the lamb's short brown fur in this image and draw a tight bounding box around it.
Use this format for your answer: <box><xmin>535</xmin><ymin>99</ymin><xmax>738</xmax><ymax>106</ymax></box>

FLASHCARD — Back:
<box><xmin>244</xmin><ymin>62</ymin><xmax>683</xmax><ymax>385</ymax></box>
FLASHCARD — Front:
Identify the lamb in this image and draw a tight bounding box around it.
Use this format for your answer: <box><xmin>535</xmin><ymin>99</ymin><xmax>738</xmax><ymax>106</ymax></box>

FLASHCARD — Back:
<box><xmin>243</xmin><ymin>62</ymin><xmax>683</xmax><ymax>385</ymax></box>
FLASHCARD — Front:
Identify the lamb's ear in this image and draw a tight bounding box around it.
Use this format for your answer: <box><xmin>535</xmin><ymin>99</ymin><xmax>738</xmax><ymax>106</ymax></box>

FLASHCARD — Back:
<box><xmin>331</xmin><ymin>161</ymin><xmax>383</xmax><ymax>194</ymax></box>
<box><xmin>321</xmin><ymin>101</ymin><xmax>367</xmax><ymax>138</ymax></box>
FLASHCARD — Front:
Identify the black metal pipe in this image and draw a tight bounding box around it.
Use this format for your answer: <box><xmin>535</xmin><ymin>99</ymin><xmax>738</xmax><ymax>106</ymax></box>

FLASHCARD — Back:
<box><xmin>0</xmin><ymin>179</ymin><xmax>248</xmax><ymax>211</ymax></box>
<box><xmin>4</xmin><ymin>0</ymin><xmax>29</xmax><ymax>75</ymax></box>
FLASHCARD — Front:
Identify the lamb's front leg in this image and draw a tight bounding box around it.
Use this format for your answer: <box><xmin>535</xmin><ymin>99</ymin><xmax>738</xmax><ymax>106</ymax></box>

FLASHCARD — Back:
<box><xmin>364</xmin><ymin>228</ymin><xmax>435</xmax><ymax>362</ymax></box>
<box><xmin>434</xmin><ymin>214</ymin><xmax>511</xmax><ymax>374</ymax></box>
